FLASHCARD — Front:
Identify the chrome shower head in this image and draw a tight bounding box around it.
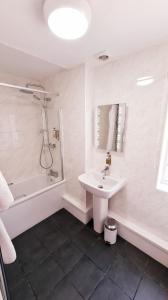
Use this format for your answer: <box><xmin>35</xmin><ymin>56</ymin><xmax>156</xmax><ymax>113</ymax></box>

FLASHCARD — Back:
<box><xmin>19</xmin><ymin>83</ymin><xmax>45</xmax><ymax>95</ymax></box>
<box><xmin>26</xmin><ymin>83</ymin><xmax>45</xmax><ymax>91</ymax></box>
<box><xmin>19</xmin><ymin>83</ymin><xmax>45</xmax><ymax>101</ymax></box>
<box><xmin>19</xmin><ymin>83</ymin><xmax>52</xmax><ymax>103</ymax></box>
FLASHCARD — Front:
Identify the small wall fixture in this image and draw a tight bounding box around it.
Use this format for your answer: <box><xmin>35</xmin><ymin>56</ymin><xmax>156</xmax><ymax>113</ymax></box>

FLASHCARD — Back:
<box><xmin>136</xmin><ymin>76</ymin><xmax>155</xmax><ymax>86</ymax></box>
<box><xmin>43</xmin><ymin>0</ymin><xmax>91</xmax><ymax>40</ymax></box>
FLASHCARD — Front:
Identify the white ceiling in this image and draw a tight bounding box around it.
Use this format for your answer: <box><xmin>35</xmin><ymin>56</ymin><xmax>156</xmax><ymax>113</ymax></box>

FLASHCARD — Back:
<box><xmin>0</xmin><ymin>43</ymin><xmax>62</xmax><ymax>80</ymax></box>
<box><xmin>0</xmin><ymin>0</ymin><xmax>168</xmax><ymax>79</ymax></box>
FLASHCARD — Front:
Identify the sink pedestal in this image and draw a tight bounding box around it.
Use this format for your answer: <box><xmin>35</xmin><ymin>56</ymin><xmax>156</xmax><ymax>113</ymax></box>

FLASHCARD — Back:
<box><xmin>79</xmin><ymin>171</ymin><xmax>126</xmax><ymax>234</ymax></box>
<box><xmin>93</xmin><ymin>196</ymin><xmax>108</xmax><ymax>233</ymax></box>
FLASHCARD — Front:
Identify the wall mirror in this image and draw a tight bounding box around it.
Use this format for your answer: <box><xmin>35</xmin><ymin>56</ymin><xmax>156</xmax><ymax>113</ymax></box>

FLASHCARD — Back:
<box><xmin>95</xmin><ymin>103</ymin><xmax>126</xmax><ymax>152</ymax></box>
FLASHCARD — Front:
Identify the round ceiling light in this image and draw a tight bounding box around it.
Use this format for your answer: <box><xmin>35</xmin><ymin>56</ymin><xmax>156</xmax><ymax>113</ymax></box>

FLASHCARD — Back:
<box><xmin>43</xmin><ymin>0</ymin><xmax>91</xmax><ymax>40</ymax></box>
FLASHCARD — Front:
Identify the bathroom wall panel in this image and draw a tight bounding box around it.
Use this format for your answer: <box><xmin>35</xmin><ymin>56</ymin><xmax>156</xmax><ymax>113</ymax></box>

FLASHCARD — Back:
<box><xmin>43</xmin><ymin>43</ymin><xmax>168</xmax><ymax>242</ymax></box>
<box><xmin>92</xmin><ymin>43</ymin><xmax>168</xmax><ymax>241</ymax></box>
<box><xmin>44</xmin><ymin>66</ymin><xmax>86</xmax><ymax>207</ymax></box>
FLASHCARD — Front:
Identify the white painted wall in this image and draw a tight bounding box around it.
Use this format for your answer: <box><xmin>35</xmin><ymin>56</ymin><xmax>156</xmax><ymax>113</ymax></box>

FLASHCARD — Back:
<box><xmin>91</xmin><ymin>43</ymin><xmax>168</xmax><ymax>242</ymax></box>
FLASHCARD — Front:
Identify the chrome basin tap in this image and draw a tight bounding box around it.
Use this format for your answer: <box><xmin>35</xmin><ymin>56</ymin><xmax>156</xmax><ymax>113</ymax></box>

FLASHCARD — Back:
<box><xmin>101</xmin><ymin>152</ymin><xmax>111</xmax><ymax>177</ymax></box>
<box><xmin>101</xmin><ymin>166</ymin><xmax>109</xmax><ymax>176</ymax></box>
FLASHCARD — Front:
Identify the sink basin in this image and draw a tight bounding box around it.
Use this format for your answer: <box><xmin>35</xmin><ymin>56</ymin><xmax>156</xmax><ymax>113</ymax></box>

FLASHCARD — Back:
<box><xmin>79</xmin><ymin>171</ymin><xmax>126</xmax><ymax>233</ymax></box>
<box><xmin>78</xmin><ymin>171</ymin><xmax>126</xmax><ymax>199</ymax></box>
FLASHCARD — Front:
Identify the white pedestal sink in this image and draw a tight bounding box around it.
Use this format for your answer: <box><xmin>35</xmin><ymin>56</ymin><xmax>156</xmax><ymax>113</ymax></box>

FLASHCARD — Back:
<box><xmin>78</xmin><ymin>171</ymin><xmax>126</xmax><ymax>233</ymax></box>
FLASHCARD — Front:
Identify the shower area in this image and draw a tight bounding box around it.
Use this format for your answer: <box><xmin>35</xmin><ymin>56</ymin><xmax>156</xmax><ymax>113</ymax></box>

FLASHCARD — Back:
<box><xmin>0</xmin><ymin>81</ymin><xmax>65</xmax><ymax>238</ymax></box>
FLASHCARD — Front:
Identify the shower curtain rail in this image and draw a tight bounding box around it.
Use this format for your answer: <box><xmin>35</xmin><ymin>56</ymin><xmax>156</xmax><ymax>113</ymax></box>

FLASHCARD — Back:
<box><xmin>0</xmin><ymin>82</ymin><xmax>58</xmax><ymax>95</ymax></box>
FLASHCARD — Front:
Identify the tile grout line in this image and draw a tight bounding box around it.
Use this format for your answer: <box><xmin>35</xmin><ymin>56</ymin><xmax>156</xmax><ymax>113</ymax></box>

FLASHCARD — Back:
<box><xmin>108</xmin><ymin>277</ymin><xmax>132</xmax><ymax>300</ymax></box>
<box><xmin>19</xmin><ymin>260</ymin><xmax>38</xmax><ymax>300</ymax></box>
<box><xmin>132</xmin><ymin>275</ymin><xmax>144</xmax><ymax>300</ymax></box>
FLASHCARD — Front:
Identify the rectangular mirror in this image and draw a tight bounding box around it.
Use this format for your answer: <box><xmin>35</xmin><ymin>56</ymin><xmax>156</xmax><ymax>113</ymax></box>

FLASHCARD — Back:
<box><xmin>95</xmin><ymin>103</ymin><xmax>126</xmax><ymax>152</ymax></box>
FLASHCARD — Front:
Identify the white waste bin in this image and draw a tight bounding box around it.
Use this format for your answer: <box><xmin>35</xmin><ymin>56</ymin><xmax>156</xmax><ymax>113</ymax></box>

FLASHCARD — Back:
<box><xmin>104</xmin><ymin>217</ymin><xmax>117</xmax><ymax>245</ymax></box>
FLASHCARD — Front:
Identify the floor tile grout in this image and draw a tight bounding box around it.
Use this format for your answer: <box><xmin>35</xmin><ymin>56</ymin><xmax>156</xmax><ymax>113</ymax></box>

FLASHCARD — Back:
<box><xmin>132</xmin><ymin>275</ymin><xmax>144</xmax><ymax>300</ymax></box>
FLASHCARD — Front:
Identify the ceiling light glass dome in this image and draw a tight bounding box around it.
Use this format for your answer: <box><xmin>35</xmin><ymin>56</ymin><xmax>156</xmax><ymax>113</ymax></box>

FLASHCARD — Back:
<box><xmin>43</xmin><ymin>0</ymin><xmax>91</xmax><ymax>40</ymax></box>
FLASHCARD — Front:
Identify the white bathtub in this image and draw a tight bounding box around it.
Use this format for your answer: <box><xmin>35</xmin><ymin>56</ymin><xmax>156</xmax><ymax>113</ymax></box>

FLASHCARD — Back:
<box><xmin>0</xmin><ymin>175</ymin><xmax>65</xmax><ymax>239</ymax></box>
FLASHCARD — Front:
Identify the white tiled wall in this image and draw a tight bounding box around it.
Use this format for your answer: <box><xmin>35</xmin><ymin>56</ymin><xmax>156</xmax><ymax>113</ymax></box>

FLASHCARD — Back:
<box><xmin>0</xmin><ymin>72</ymin><xmax>63</xmax><ymax>184</ymax></box>
<box><xmin>0</xmin><ymin>75</ymin><xmax>44</xmax><ymax>182</ymax></box>
<box><xmin>0</xmin><ymin>74</ymin><xmax>44</xmax><ymax>183</ymax></box>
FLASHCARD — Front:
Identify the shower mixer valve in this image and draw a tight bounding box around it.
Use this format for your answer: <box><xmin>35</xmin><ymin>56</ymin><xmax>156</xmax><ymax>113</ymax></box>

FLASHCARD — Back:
<box><xmin>48</xmin><ymin>169</ymin><xmax>58</xmax><ymax>178</ymax></box>
<box><xmin>53</xmin><ymin>128</ymin><xmax>60</xmax><ymax>140</ymax></box>
<box><xmin>49</xmin><ymin>143</ymin><xmax>56</xmax><ymax>149</ymax></box>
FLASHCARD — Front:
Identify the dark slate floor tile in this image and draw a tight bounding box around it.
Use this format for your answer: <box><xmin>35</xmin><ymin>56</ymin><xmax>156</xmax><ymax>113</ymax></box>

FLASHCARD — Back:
<box><xmin>145</xmin><ymin>258</ymin><xmax>168</xmax><ymax>290</ymax></box>
<box><xmin>73</xmin><ymin>227</ymin><xmax>101</xmax><ymax>252</ymax></box>
<box><xmin>46</xmin><ymin>278</ymin><xmax>83</xmax><ymax>300</ymax></box>
<box><xmin>90</xmin><ymin>277</ymin><xmax>130</xmax><ymax>300</ymax></box>
<box><xmin>60</xmin><ymin>218</ymin><xmax>84</xmax><ymax>237</ymax></box>
<box><xmin>42</xmin><ymin>228</ymin><xmax>69</xmax><ymax>253</ymax></box>
<box><xmin>110</xmin><ymin>235</ymin><xmax>127</xmax><ymax>252</ymax></box>
<box><xmin>67</xmin><ymin>255</ymin><xmax>104</xmax><ymax>299</ymax></box>
<box><xmin>86</xmin><ymin>219</ymin><xmax>94</xmax><ymax>230</ymax></box>
<box><xmin>5</xmin><ymin>209</ymin><xmax>167</xmax><ymax>300</ymax></box>
<box><xmin>4</xmin><ymin>259</ymin><xmax>24</xmax><ymax>291</ymax></box>
<box><xmin>17</xmin><ymin>238</ymin><xmax>44</xmax><ymax>260</ymax></box>
<box><xmin>53</xmin><ymin>241</ymin><xmax>83</xmax><ymax>274</ymax></box>
<box><xmin>13</xmin><ymin>228</ymin><xmax>39</xmax><ymax>254</ymax></box>
<box><xmin>120</xmin><ymin>241</ymin><xmax>150</xmax><ymax>272</ymax></box>
<box><xmin>34</xmin><ymin>216</ymin><xmax>58</xmax><ymax>239</ymax></box>
<box><xmin>9</xmin><ymin>279</ymin><xmax>35</xmax><ymax>300</ymax></box>
<box><xmin>108</xmin><ymin>253</ymin><xmax>142</xmax><ymax>299</ymax></box>
<box><xmin>27</xmin><ymin>256</ymin><xmax>64</xmax><ymax>299</ymax></box>
<box><xmin>86</xmin><ymin>237</ymin><xmax>125</xmax><ymax>272</ymax></box>
<box><xmin>86</xmin><ymin>219</ymin><xmax>104</xmax><ymax>239</ymax></box>
<box><xmin>19</xmin><ymin>243</ymin><xmax>49</xmax><ymax>274</ymax></box>
<box><xmin>52</xmin><ymin>209</ymin><xmax>77</xmax><ymax>228</ymax></box>
<box><xmin>135</xmin><ymin>276</ymin><xmax>168</xmax><ymax>300</ymax></box>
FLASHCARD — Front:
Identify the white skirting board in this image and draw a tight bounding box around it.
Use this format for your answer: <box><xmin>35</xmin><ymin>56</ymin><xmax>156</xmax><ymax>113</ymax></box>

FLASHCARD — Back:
<box><xmin>62</xmin><ymin>196</ymin><xmax>168</xmax><ymax>267</ymax></box>
<box><xmin>108</xmin><ymin>211</ymin><xmax>168</xmax><ymax>268</ymax></box>
<box><xmin>62</xmin><ymin>193</ymin><xmax>93</xmax><ymax>224</ymax></box>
